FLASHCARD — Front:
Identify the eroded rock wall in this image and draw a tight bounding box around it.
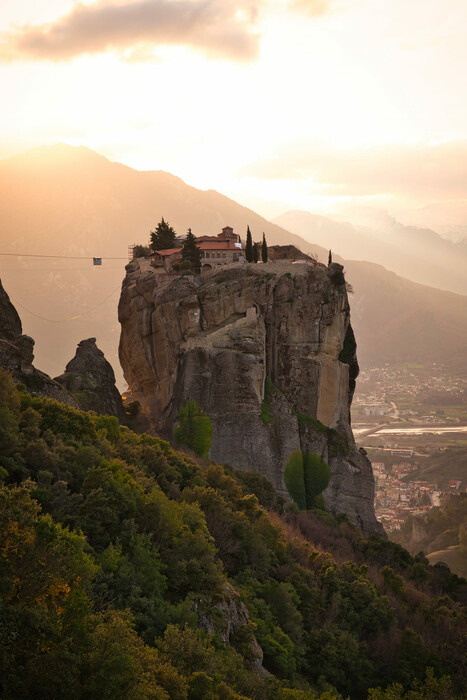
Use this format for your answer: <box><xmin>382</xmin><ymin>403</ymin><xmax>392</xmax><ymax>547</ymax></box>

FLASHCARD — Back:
<box><xmin>0</xmin><ymin>279</ymin><xmax>78</xmax><ymax>407</ymax></box>
<box><xmin>54</xmin><ymin>338</ymin><xmax>125</xmax><ymax>419</ymax></box>
<box><xmin>119</xmin><ymin>260</ymin><xmax>384</xmax><ymax>535</ymax></box>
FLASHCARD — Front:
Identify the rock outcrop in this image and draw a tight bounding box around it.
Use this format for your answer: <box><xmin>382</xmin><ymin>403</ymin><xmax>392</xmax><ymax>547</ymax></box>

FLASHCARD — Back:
<box><xmin>0</xmin><ymin>279</ymin><xmax>78</xmax><ymax>406</ymax></box>
<box><xmin>54</xmin><ymin>338</ymin><xmax>124</xmax><ymax>419</ymax></box>
<box><xmin>197</xmin><ymin>583</ymin><xmax>268</xmax><ymax>676</ymax></box>
<box><xmin>119</xmin><ymin>259</ymin><xmax>384</xmax><ymax>536</ymax></box>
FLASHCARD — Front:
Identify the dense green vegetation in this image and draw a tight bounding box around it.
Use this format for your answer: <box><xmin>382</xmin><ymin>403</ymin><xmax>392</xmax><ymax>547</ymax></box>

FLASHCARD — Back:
<box><xmin>0</xmin><ymin>369</ymin><xmax>466</xmax><ymax>699</ymax></box>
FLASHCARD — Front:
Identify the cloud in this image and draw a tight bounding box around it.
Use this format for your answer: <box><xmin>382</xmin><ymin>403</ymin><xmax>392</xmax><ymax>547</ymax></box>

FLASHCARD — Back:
<box><xmin>0</xmin><ymin>0</ymin><xmax>261</xmax><ymax>62</ymax></box>
<box><xmin>290</xmin><ymin>0</ymin><xmax>332</xmax><ymax>17</ymax></box>
<box><xmin>242</xmin><ymin>140</ymin><xmax>467</xmax><ymax>201</ymax></box>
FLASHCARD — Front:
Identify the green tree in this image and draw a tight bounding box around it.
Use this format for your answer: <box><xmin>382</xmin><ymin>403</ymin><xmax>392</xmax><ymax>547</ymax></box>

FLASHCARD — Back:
<box><xmin>133</xmin><ymin>244</ymin><xmax>150</xmax><ymax>258</ymax></box>
<box><xmin>150</xmin><ymin>218</ymin><xmax>177</xmax><ymax>251</ymax></box>
<box><xmin>181</xmin><ymin>229</ymin><xmax>201</xmax><ymax>269</ymax></box>
<box><xmin>284</xmin><ymin>451</ymin><xmax>306</xmax><ymax>510</ymax></box>
<box><xmin>303</xmin><ymin>451</ymin><xmax>331</xmax><ymax>509</ymax></box>
<box><xmin>284</xmin><ymin>451</ymin><xmax>330</xmax><ymax>510</ymax></box>
<box><xmin>262</xmin><ymin>233</ymin><xmax>268</xmax><ymax>263</ymax></box>
<box><xmin>245</xmin><ymin>226</ymin><xmax>253</xmax><ymax>263</ymax></box>
<box><xmin>328</xmin><ymin>250</ymin><xmax>332</xmax><ymax>266</ymax></box>
<box><xmin>174</xmin><ymin>399</ymin><xmax>212</xmax><ymax>458</ymax></box>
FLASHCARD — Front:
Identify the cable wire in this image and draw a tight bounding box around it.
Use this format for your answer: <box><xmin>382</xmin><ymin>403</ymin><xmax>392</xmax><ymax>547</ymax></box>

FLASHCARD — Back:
<box><xmin>8</xmin><ymin>283</ymin><xmax>122</xmax><ymax>323</ymax></box>
<box><xmin>0</xmin><ymin>252</ymin><xmax>127</xmax><ymax>260</ymax></box>
<box><xmin>0</xmin><ymin>267</ymin><xmax>124</xmax><ymax>272</ymax></box>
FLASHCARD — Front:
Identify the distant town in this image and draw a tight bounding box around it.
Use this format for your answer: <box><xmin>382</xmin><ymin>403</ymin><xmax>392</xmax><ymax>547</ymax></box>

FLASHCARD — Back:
<box><xmin>352</xmin><ymin>363</ymin><xmax>467</xmax><ymax>532</ymax></box>
<box><xmin>372</xmin><ymin>460</ymin><xmax>463</xmax><ymax>531</ymax></box>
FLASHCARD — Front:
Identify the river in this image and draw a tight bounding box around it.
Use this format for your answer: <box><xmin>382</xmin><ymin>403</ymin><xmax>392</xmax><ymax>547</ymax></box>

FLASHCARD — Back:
<box><xmin>353</xmin><ymin>425</ymin><xmax>467</xmax><ymax>437</ymax></box>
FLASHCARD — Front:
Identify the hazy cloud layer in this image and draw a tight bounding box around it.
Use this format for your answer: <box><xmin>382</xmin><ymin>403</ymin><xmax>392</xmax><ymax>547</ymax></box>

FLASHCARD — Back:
<box><xmin>0</xmin><ymin>0</ymin><xmax>261</xmax><ymax>62</ymax></box>
<box><xmin>244</xmin><ymin>140</ymin><xmax>467</xmax><ymax>200</ymax></box>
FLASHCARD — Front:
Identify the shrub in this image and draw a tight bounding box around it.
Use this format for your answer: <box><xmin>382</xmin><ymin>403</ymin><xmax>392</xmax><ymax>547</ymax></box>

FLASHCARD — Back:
<box><xmin>132</xmin><ymin>244</ymin><xmax>150</xmax><ymax>258</ymax></box>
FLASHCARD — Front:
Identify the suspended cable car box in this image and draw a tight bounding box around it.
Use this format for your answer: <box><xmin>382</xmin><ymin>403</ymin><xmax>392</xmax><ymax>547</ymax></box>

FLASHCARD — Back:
<box><xmin>93</xmin><ymin>257</ymin><xmax>102</xmax><ymax>266</ymax></box>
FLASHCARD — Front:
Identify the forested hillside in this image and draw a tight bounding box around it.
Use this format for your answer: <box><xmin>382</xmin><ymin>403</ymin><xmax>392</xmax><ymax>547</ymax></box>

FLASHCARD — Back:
<box><xmin>0</xmin><ymin>369</ymin><xmax>466</xmax><ymax>699</ymax></box>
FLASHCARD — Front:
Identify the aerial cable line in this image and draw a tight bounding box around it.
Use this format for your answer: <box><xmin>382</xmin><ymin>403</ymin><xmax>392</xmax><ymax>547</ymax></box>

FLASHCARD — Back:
<box><xmin>0</xmin><ymin>252</ymin><xmax>128</xmax><ymax>260</ymax></box>
<box><xmin>8</xmin><ymin>283</ymin><xmax>122</xmax><ymax>323</ymax></box>
<box><xmin>0</xmin><ymin>267</ymin><xmax>124</xmax><ymax>272</ymax></box>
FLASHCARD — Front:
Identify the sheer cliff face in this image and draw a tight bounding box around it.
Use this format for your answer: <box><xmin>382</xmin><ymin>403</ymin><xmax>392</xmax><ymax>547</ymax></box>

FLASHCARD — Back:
<box><xmin>119</xmin><ymin>260</ymin><xmax>383</xmax><ymax>535</ymax></box>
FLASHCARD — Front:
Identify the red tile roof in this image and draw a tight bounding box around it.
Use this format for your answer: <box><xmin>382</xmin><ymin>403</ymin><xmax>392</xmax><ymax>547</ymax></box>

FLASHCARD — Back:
<box><xmin>151</xmin><ymin>248</ymin><xmax>183</xmax><ymax>256</ymax></box>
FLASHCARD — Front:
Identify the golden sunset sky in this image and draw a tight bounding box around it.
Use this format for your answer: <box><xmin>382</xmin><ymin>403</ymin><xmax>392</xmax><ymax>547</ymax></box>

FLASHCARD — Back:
<box><xmin>1</xmin><ymin>0</ymin><xmax>466</xmax><ymax>218</ymax></box>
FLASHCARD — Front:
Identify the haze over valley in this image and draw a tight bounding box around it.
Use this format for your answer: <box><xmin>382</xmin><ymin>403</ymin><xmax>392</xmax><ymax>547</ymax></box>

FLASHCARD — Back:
<box><xmin>1</xmin><ymin>144</ymin><xmax>466</xmax><ymax>388</ymax></box>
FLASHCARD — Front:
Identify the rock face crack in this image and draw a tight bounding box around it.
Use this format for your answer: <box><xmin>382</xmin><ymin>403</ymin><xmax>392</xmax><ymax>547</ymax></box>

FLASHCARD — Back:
<box><xmin>118</xmin><ymin>261</ymin><xmax>384</xmax><ymax>536</ymax></box>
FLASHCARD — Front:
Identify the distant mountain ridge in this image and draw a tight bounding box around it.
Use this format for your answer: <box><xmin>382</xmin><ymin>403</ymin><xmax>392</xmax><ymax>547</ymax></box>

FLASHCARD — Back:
<box><xmin>0</xmin><ymin>144</ymin><xmax>466</xmax><ymax>386</ymax></box>
<box><xmin>1</xmin><ymin>143</ymin><xmax>325</xmax><ymax>258</ymax></box>
<box><xmin>273</xmin><ymin>208</ymin><xmax>467</xmax><ymax>295</ymax></box>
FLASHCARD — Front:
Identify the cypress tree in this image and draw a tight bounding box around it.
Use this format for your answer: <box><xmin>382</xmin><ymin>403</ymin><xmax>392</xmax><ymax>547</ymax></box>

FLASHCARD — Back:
<box><xmin>245</xmin><ymin>226</ymin><xmax>253</xmax><ymax>263</ymax></box>
<box><xmin>328</xmin><ymin>249</ymin><xmax>332</xmax><ymax>266</ymax></box>
<box><xmin>253</xmin><ymin>242</ymin><xmax>259</xmax><ymax>263</ymax></box>
<box><xmin>262</xmin><ymin>233</ymin><xmax>268</xmax><ymax>263</ymax></box>
<box><xmin>181</xmin><ymin>228</ymin><xmax>201</xmax><ymax>268</ymax></box>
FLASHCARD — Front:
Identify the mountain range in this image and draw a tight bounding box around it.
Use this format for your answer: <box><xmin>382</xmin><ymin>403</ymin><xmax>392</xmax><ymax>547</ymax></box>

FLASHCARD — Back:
<box><xmin>273</xmin><ymin>208</ymin><xmax>467</xmax><ymax>295</ymax></box>
<box><xmin>1</xmin><ymin>143</ymin><xmax>466</xmax><ymax>387</ymax></box>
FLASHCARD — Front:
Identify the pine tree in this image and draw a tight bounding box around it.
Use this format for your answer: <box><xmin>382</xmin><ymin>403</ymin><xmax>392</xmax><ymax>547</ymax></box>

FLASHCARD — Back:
<box><xmin>150</xmin><ymin>218</ymin><xmax>177</xmax><ymax>251</ymax></box>
<box><xmin>261</xmin><ymin>233</ymin><xmax>268</xmax><ymax>263</ymax></box>
<box><xmin>245</xmin><ymin>226</ymin><xmax>253</xmax><ymax>263</ymax></box>
<box><xmin>328</xmin><ymin>249</ymin><xmax>332</xmax><ymax>266</ymax></box>
<box><xmin>181</xmin><ymin>228</ymin><xmax>201</xmax><ymax>268</ymax></box>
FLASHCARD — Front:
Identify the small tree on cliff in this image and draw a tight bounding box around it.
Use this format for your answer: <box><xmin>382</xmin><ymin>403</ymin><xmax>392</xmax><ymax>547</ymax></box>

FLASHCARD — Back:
<box><xmin>174</xmin><ymin>399</ymin><xmax>212</xmax><ymax>458</ymax></box>
<box><xmin>303</xmin><ymin>451</ymin><xmax>331</xmax><ymax>509</ymax></box>
<box><xmin>284</xmin><ymin>451</ymin><xmax>306</xmax><ymax>510</ymax></box>
<box><xmin>150</xmin><ymin>218</ymin><xmax>177</xmax><ymax>251</ymax></box>
<box><xmin>328</xmin><ymin>249</ymin><xmax>332</xmax><ymax>266</ymax></box>
<box><xmin>245</xmin><ymin>226</ymin><xmax>253</xmax><ymax>263</ymax></box>
<box><xmin>262</xmin><ymin>233</ymin><xmax>268</xmax><ymax>263</ymax></box>
<box><xmin>181</xmin><ymin>228</ymin><xmax>201</xmax><ymax>268</ymax></box>
<box><xmin>284</xmin><ymin>450</ymin><xmax>331</xmax><ymax>510</ymax></box>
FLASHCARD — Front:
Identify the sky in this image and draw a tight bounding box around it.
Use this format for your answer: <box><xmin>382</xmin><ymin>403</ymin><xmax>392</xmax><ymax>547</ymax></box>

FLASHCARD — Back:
<box><xmin>1</xmin><ymin>0</ymin><xmax>466</xmax><ymax>219</ymax></box>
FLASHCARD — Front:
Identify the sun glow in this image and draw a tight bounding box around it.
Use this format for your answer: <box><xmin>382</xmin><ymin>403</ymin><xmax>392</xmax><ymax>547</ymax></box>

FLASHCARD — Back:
<box><xmin>1</xmin><ymin>0</ymin><xmax>467</xmax><ymax>217</ymax></box>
